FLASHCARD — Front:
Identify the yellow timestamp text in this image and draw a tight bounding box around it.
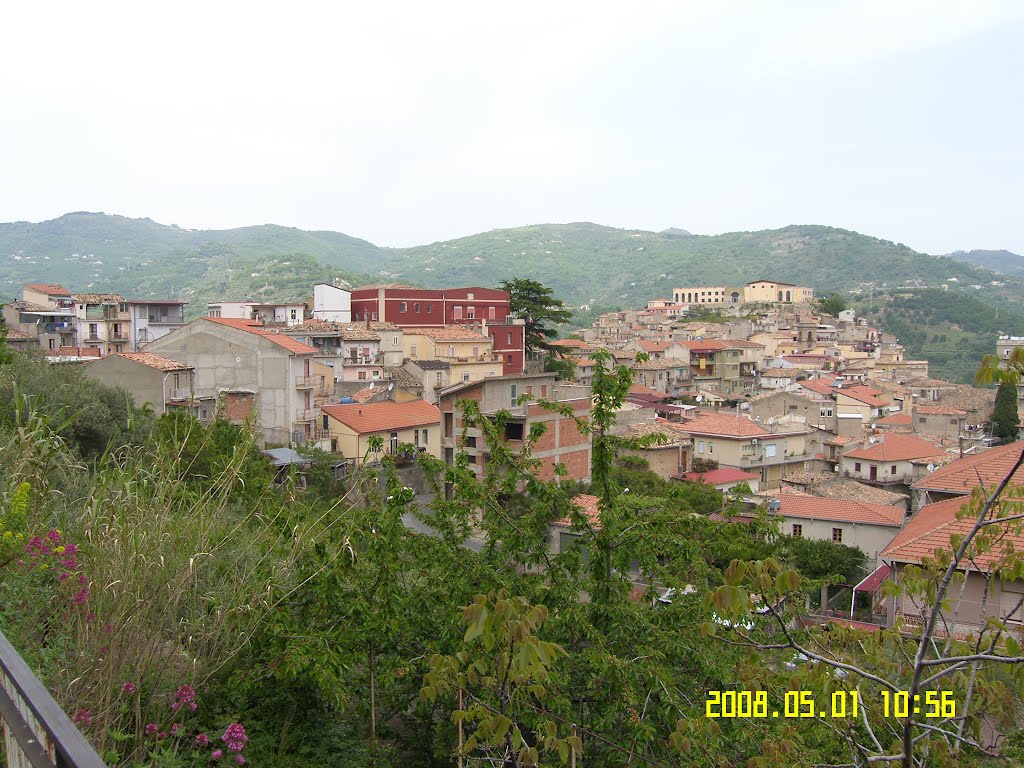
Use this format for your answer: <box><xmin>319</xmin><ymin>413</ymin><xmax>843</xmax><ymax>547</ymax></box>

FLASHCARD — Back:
<box><xmin>705</xmin><ymin>690</ymin><xmax>957</xmax><ymax>719</ymax></box>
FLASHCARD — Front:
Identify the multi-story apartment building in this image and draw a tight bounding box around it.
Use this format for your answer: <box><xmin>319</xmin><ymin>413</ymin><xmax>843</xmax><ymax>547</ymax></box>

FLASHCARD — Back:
<box><xmin>129</xmin><ymin>300</ymin><xmax>188</xmax><ymax>350</ymax></box>
<box><xmin>672</xmin><ymin>281</ymin><xmax>815</xmax><ymax>306</ymax></box>
<box><xmin>439</xmin><ymin>373</ymin><xmax>593</xmax><ymax>485</ymax></box>
<box><xmin>2</xmin><ymin>284</ymin><xmax>77</xmax><ymax>352</ymax></box>
<box><xmin>83</xmin><ymin>352</ymin><xmax>197</xmax><ymax>417</ymax></box>
<box><xmin>404</xmin><ymin>326</ymin><xmax>503</xmax><ymax>383</ymax></box>
<box><xmin>146</xmin><ymin>317</ymin><xmax>323</xmax><ymax>446</ymax></box>
<box><xmin>73</xmin><ymin>294</ymin><xmax>132</xmax><ymax>356</ymax></box>
<box><xmin>207</xmin><ymin>301</ymin><xmax>306</xmax><ymax>326</ymax></box>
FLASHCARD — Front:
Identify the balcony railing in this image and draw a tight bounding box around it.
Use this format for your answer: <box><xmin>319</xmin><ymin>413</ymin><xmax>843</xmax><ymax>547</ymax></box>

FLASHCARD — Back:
<box><xmin>85</xmin><ymin>334</ymin><xmax>101</xmax><ymax>342</ymax></box>
<box><xmin>0</xmin><ymin>627</ymin><xmax>108</xmax><ymax>768</ymax></box>
<box><xmin>294</xmin><ymin>408</ymin><xmax>316</xmax><ymax>422</ymax></box>
<box><xmin>295</xmin><ymin>375</ymin><xmax>324</xmax><ymax>389</ymax></box>
<box><xmin>165</xmin><ymin>388</ymin><xmax>192</xmax><ymax>401</ymax></box>
<box><xmin>738</xmin><ymin>452</ymin><xmax>811</xmax><ymax>467</ymax></box>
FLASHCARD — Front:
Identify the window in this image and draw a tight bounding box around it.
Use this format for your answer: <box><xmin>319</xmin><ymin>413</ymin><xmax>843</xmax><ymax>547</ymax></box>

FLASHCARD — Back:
<box><xmin>891</xmin><ymin>465</ymin><xmax>897</xmax><ymax>475</ymax></box>
<box><xmin>854</xmin><ymin>462</ymin><xmax>861</xmax><ymax>471</ymax></box>
<box><xmin>372</xmin><ymin>312</ymin><xmax>378</xmax><ymax>320</ymax></box>
<box><xmin>463</xmin><ymin>373</ymin><xmax>470</xmax><ymax>382</ymax></box>
<box><xmin>399</xmin><ymin>302</ymin><xmax>407</xmax><ymax>313</ymax></box>
<box><xmin>454</xmin><ymin>306</ymin><xmax>463</xmax><ymax>320</ymax></box>
<box><xmin>173</xmin><ymin>373</ymin><xmax>180</xmax><ymax>388</ymax></box>
<box><xmin>489</xmin><ymin>306</ymin><xmax>496</xmax><ymax>320</ymax></box>
<box><xmin>792</xmin><ymin>524</ymin><xmax>803</xmax><ymax>538</ymax></box>
<box><xmin>789</xmin><ymin>405</ymin><xmax>798</xmax><ymax>412</ymax></box>
<box><xmin>820</xmin><ymin>406</ymin><xmax>833</xmax><ymax>417</ymax></box>
<box><xmin>358</xmin><ymin>371</ymin><xmax>367</xmax><ymax>380</ymax></box>
<box><xmin>290</xmin><ymin>309</ymin><xmax>297</xmax><ymax>320</ymax></box>
<box><xmin>541</xmin><ymin>385</ymin><xmax>547</xmax><ymax>397</ymax></box>
<box><xmin>372</xmin><ymin>370</ymin><xmax>381</xmax><ymax>378</ymax></box>
<box><xmin>447</xmin><ymin>345</ymin><xmax>455</xmax><ymax>357</ymax></box>
<box><xmin>390</xmin><ymin>432</ymin><xmax>399</xmax><ymax>454</ymax></box>
<box><xmin>426</xmin><ymin>303</ymin><xmax>432</xmax><ymax>313</ymax></box>
<box><xmin>467</xmin><ymin>306</ymin><xmax>475</xmax><ymax>319</ymax></box>
<box><xmin>742</xmin><ymin>444</ymin><xmax>754</xmax><ymax>452</ymax></box>
<box><xmin>48</xmin><ymin>338</ymin><xmax>56</xmax><ymax>350</ymax></box>
<box><xmin>510</xmin><ymin>383</ymin><xmax>518</xmax><ymax>405</ymax></box>
<box><xmin>467</xmin><ymin>293</ymin><xmax>474</xmax><ymax>300</ymax></box>
<box><xmin>414</xmin><ymin>429</ymin><xmax>420</xmax><ymax>446</ymax></box>
<box><xmin>436</xmin><ymin>372</ymin><xmax>442</xmax><ymax>384</ymax></box>
<box><xmin>708</xmin><ymin>441</ymin><xmax>714</xmax><ymax>454</ymax></box>
<box><xmin>507</xmin><ymin>332</ymin><xmax>513</xmax><ymax>344</ymax></box>
<box><xmin>832</xmin><ymin>528</ymin><xmax>843</xmax><ymax>543</ymax></box>
<box><xmin>698</xmin><ymin>440</ymin><xmax>704</xmax><ymax>454</ymax></box>
<box><xmin>410</xmin><ymin>344</ymin><xmax>417</xmax><ymax>357</ymax></box>
<box><xmin>393</xmin><ymin>336</ymin><xmax>399</xmax><ymax>345</ymax></box>
<box><xmin>422</xmin><ymin>428</ymin><xmax>428</xmax><ymax>444</ymax></box>
<box><xmin>414</xmin><ymin>303</ymin><xmax>420</xmax><ymax>313</ymax></box>
<box><xmin>506</xmin><ymin>354</ymin><xmax>512</xmax><ymax>365</ymax></box>
<box><xmin>472</xmin><ymin>346</ymin><xmax>479</xmax><ymax>358</ymax></box>
<box><xmin>919</xmin><ymin>417</ymin><xmax>927</xmax><ymax>424</ymax></box>
<box><xmin>764</xmin><ymin>443</ymin><xmax>777</xmax><ymax>458</ymax></box>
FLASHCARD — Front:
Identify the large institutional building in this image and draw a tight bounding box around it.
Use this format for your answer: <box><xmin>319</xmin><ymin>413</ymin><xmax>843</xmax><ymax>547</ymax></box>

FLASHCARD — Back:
<box><xmin>673</xmin><ymin>280</ymin><xmax>814</xmax><ymax>306</ymax></box>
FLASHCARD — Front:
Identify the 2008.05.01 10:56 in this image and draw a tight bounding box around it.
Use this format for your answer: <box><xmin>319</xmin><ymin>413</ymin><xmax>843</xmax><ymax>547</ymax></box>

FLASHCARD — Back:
<box><xmin>705</xmin><ymin>690</ymin><xmax>957</xmax><ymax>719</ymax></box>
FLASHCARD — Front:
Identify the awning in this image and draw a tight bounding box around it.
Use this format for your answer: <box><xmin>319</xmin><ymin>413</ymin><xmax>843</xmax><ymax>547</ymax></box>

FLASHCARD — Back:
<box><xmin>853</xmin><ymin>564</ymin><xmax>891</xmax><ymax>594</ymax></box>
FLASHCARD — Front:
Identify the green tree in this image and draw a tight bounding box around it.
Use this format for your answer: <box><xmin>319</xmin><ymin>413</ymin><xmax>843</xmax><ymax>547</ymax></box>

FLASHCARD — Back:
<box><xmin>0</xmin><ymin>304</ymin><xmax>13</xmax><ymax>365</ymax></box>
<box><xmin>817</xmin><ymin>293</ymin><xmax>847</xmax><ymax>317</ymax></box>
<box><xmin>500</xmin><ymin>278</ymin><xmax>573</xmax><ymax>354</ymax></box>
<box><xmin>992</xmin><ymin>380</ymin><xmax>1020</xmax><ymax>443</ymax></box>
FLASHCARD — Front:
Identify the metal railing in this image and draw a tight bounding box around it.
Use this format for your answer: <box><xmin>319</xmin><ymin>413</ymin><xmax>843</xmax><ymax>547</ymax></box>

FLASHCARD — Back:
<box><xmin>294</xmin><ymin>409</ymin><xmax>316</xmax><ymax>422</ymax></box>
<box><xmin>0</xmin><ymin>628</ymin><xmax>108</xmax><ymax>768</ymax></box>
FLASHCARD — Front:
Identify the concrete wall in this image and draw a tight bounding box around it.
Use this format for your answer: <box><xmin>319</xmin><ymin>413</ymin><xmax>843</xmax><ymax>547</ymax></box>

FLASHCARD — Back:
<box><xmin>327</xmin><ymin>420</ymin><xmax>440</xmax><ymax>464</ymax></box>
<box><xmin>82</xmin><ymin>356</ymin><xmax>183</xmax><ymax>413</ymax></box>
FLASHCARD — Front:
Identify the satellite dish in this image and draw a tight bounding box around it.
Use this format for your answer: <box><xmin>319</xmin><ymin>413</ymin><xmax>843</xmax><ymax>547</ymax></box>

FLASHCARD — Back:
<box><xmin>368</xmin><ymin>382</ymin><xmax>375</xmax><ymax>390</ymax></box>
<box><xmin>869</xmin><ymin>437</ymin><xmax>877</xmax><ymax>444</ymax></box>
<box><xmin>833</xmin><ymin>464</ymin><xmax>840</xmax><ymax>472</ymax></box>
<box><xmin>927</xmin><ymin>463</ymin><xmax>936</xmax><ymax>472</ymax></box>
<box><xmin>387</xmin><ymin>382</ymin><xmax>394</xmax><ymax>391</ymax></box>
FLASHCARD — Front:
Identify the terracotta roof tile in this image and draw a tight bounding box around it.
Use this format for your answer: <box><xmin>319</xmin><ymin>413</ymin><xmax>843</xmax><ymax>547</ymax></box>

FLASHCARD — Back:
<box><xmin>203</xmin><ymin>317</ymin><xmax>317</xmax><ymax>354</ymax></box>
<box><xmin>73</xmin><ymin>293</ymin><xmax>125</xmax><ymax>303</ymax></box>
<box><xmin>681</xmin><ymin>412</ymin><xmax>771</xmax><ymax>438</ymax></box>
<box><xmin>4</xmin><ymin>326</ymin><xmax>30</xmax><ymax>340</ymax></box>
<box><xmin>321</xmin><ymin>399</ymin><xmax>440</xmax><ymax>434</ymax></box>
<box><xmin>287</xmin><ymin>319</ymin><xmax>380</xmax><ymax>341</ymax></box>
<box><xmin>913</xmin><ymin>441</ymin><xmax>1024</xmax><ymax>495</ymax></box>
<box><xmin>681</xmin><ymin>339</ymin><xmax>730</xmax><ymax>352</ymax></box>
<box><xmin>770</xmin><ymin>490</ymin><xmax>905</xmax><ymax>527</ymax></box>
<box><xmin>915</xmin><ymin>405</ymin><xmax>968</xmax><ymax>416</ymax></box>
<box><xmin>112</xmin><ymin>352</ymin><xmax>192</xmax><ymax>372</ymax></box>
<box><xmin>844</xmin><ymin>433</ymin><xmax>948</xmax><ymax>462</ymax></box>
<box><xmin>408</xmin><ymin>326</ymin><xmax>490</xmax><ymax>342</ymax></box>
<box><xmin>876</xmin><ymin>412</ymin><xmax>912</xmax><ymax>426</ymax></box>
<box><xmin>881</xmin><ymin>495</ymin><xmax>1024</xmax><ymax>570</ymax></box>
<box><xmin>25</xmin><ymin>283</ymin><xmax>70</xmax><ymax>296</ymax></box>
<box><xmin>553</xmin><ymin>494</ymin><xmax>602</xmax><ymax>529</ymax></box>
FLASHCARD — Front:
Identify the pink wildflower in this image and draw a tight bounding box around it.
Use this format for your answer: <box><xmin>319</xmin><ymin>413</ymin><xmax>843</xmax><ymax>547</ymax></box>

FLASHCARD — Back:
<box><xmin>235</xmin><ymin>756</ymin><xmax>245</xmax><ymax>766</ymax></box>
<box><xmin>72</xmin><ymin>709</ymin><xmax>92</xmax><ymax>726</ymax></box>
<box><xmin>72</xmin><ymin>587</ymin><xmax>89</xmax><ymax>606</ymax></box>
<box><xmin>172</xmin><ymin>701</ymin><xmax>181</xmax><ymax>712</ymax></box>
<box><xmin>120</xmin><ymin>681</ymin><xmax>136</xmax><ymax>695</ymax></box>
<box><xmin>57</xmin><ymin>572</ymin><xmax>70</xmax><ymax>582</ymax></box>
<box><xmin>102</xmin><ymin>622</ymin><xmax>113</xmax><ymax>634</ymax></box>
<box><xmin>77</xmin><ymin>574</ymin><xmax>87</xmax><ymax>584</ymax></box>
<box><xmin>145</xmin><ymin>723</ymin><xmax>158</xmax><ymax>737</ymax></box>
<box><xmin>211</xmin><ymin>749</ymin><xmax>223</xmax><ymax>760</ymax></box>
<box><xmin>46</xmin><ymin>530</ymin><xmax>61</xmax><ymax>544</ymax></box>
<box><xmin>196</xmin><ymin>733</ymin><xmax>210</xmax><ymax>747</ymax></box>
<box><xmin>221</xmin><ymin>723</ymin><xmax>247</xmax><ymax>753</ymax></box>
<box><xmin>159</xmin><ymin>731</ymin><xmax>168</xmax><ymax>740</ymax></box>
<box><xmin>171</xmin><ymin>723</ymin><xmax>181</xmax><ymax>735</ymax></box>
<box><xmin>190</xmin><ymin>701</ymin><xmax>197</xmax><ymax>712</ymax></box>
<box><xmin>86</xmin><ymin>612</ymin><xmax>96</xmax><ymax>621</ymax></box>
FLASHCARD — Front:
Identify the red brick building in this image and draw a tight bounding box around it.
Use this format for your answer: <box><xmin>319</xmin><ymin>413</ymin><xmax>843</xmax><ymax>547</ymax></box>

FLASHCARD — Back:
<box><xmin>350</xmin><ymin>284</ymin><xmax>525</xmax><ymax>375</ymax></box>
<box><xmin>438</xmin><ymin>373</ymin><xmax>592</xmax><ymax>485</ymax></box>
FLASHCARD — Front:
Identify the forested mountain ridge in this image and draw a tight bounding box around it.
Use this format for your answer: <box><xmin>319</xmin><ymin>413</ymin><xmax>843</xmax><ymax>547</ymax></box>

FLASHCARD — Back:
<box><xmin>2</xmin><ymin>213</ymin><xmax>1023</xmax><ymax>381</ymax></box>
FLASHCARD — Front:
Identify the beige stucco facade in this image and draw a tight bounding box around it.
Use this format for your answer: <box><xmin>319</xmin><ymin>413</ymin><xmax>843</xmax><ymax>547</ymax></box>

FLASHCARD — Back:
<box><xmin>325</xmin><ymin>420</ymin><xmax>440</xmax><ymax>465</ymax></box>
<box><xmin>742</xmin><ymin>282</ymin><xmax>814</xmax><ymax>303</ymax></box>
<box><xmin>780</xmin><ymin>514</ymin><xmax>900</xmax><ymax>569</ymax></box>
<box><xmin>83</xmin><ymin>355</ymin><xmax>196</xmax><ymax>416</ymax></box>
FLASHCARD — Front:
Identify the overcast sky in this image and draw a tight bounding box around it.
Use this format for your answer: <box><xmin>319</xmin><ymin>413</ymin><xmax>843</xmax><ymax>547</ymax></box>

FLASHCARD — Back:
<box><xmin>2</xmin><ymin>1</ymin><xmax>1022</xmax><ymax>254</ymax></box>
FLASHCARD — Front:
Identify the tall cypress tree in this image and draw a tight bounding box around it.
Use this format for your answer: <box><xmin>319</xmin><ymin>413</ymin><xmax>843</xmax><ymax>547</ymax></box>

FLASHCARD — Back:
<box><xmin>992</xmin><ymin>380</ymin><xmax>1020</xmax><ymax>443</ymax></box>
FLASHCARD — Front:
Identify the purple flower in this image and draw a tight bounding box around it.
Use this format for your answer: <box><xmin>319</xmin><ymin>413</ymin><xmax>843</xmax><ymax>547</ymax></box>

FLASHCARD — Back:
<box><xmin>101</xmin><ymin>622</ymin><xmax>113</xmax><ymax>634</ymax></box>
<box><xmin>46</xmin><ymin>530</ymin><xmax>61</xmax><ymax>544</ymax></box>
<box><xmin>120</xmin><ymin>681</ymin><xmax>136</xmax><ymax>695</ymax></box>
<box><xmin>175</xmin><ymin>684</ymin><xmax>196</xmax><ymax>703</ymax></box>
<box><xmin>72</xmin><ymin>587</ymin><xmax>89</xmax><ymax>606</ymax></box>
<box><xmin>98</xmin><ymin>646</ymin><xmax>108</xmax><ymax>656</ymax></box>
<box><xmin>77</xmin><ymin>574</ymin><xmax>87</xmax><ymax>585</ymax></box>
<box><xmin>235</xmin><ymin>756</ymin><xmax>245</xmax><ymax>766</ymax></box>
<box><xmin>145</xmin><ymin>723</ymin><xmax>158</xmax><ymax>737</ymax></box>
<box><xmin>211</xmin><ymin>749</ymin><xmax>224</xmax><ymax>760</ymax></box>
<box><xmin>57</xmin><ymin>572</ymin><xmax>70</xmax><ymax>582</ymax></box>
<box><xmin>196</xmin><ymin>733</ymin><xmax>210</xmax><ymax>747</ymax></box>
<box><xmin>159</xmin><ymin>731</ymin><xmax>168</xmax><ymax>740</ymax></box>
<box><xmin>171</xmin><ymin>723</ymin><xmax>181</xmax><ymax>735</ymax></box>
<box><xmin>172</xmin><ymin>701</ymin><xmax>181</xmax><ymax>712</ymax></box>
<box><xmin>72</xmin><ymin>709</ymin><xmax>92</xmax><ymax>726</ymax></box>
<box><xmin>221</xmin><ymin>723</ymin><xmax>247</xmax><ymax>753</ymax></box>
<box><xmin>190</xmin><ymin>701</ymin><xmax>197</xmax><ymax>712</ymax></box>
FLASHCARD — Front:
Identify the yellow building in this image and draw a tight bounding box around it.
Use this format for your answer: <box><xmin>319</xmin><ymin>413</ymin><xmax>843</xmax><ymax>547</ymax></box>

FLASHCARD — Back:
<box><xmin>403</xmin><ymin>326</ymin><xmax>502</xmax><ymax>383</ymax></box>
<box><xmin>673</xmin><ymin>286</ymin><xmax>740</xmax><ymax>305</ymax></box>
<box><xmin>321</xmin><ymin>399</ymin><xmax>440</xmax><ymax>464</ymax></box>
<box><xmin>742</xmin><ymin>281</ymin><xmax>814</xmax><ymax>303</ymax></box>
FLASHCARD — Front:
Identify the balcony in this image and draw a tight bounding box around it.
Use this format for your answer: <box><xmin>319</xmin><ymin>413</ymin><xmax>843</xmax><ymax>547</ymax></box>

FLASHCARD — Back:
<box><xmin>738</xmin><ymin>451</ymin><xmax>811</xmax><ymax>467</ymax></box>
<box><xmin>342</xmin><ymin>354</ymin><xmax>384</xmax><ymax>365</ymax></box>
<box><xmin>84</xmin><ymin>307</ymin><xmax>129</xmax><ymax>321</ymax></box>
<box><xmin>166</xmin><ymin>388</ymin><xmax>192</xmax><ymax>401</ymax></box>
<box><xmin>295</xmin><ymin>375</ymin><xmax>324</xmax><ymax>389</ymax></box>
<box><xmin>84</xmin><ymin>334</ymin><xmax>102</xmax><ymax>343</ymax></box>
<box><xmin>294</xmin><ymin>408</ymin><xmax>316</xmax><ymax>422</ymax></box>
<box><xmin>0</xmin><ymin>628</ymin><xmax>107</xmax><ymax>768</ymax></box>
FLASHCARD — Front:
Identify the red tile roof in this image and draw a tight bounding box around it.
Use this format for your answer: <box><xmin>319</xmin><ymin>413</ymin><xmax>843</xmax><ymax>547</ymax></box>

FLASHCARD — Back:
<box><xmin>844</xmin><ymin>433</ymin><xmax>947</xmax><ymax>463</ymax></box>
<box><xmin>111</xmin><ymin>352</ymin><xmax>192</xmax><ymax>372</ymax></box>
<box><xmin>723</xmin><ymin>339</ymin><xmax>765</xmax><ymax>349</ymax></box>
<box><xmin>553</xmin><ymin>494</ymin><xmax>602</xmax><ymax>529</ymax></box>
<box><xmin>25</xmin><ymin>283</ymin><xmax>70</xmax><ymax>296</ymax></box>
<box><xmin>550</xmin><ymin>338</ymin><xmax>593</xmax><ymax>350</ymax></box>
<box><xmin>408</xmin><ymin>326</ymin><xmax>490</xmax><ymax>342</ymax></box>
<box><xmin>636</xmin><ymin>340</ymin><xmax>670</xmax><ymax>352</ymax></box>
<box><xmin>913</xmin><ymin>441</ymin><xmax>1024</xmax><ymax>495</ymax></box>
<box><xmin>681</xmin><ymin>412</ymin><xmax>771</xmax><ymax>438</ymax></box>
<box><xmin>876</xmin><ymin>412</ymin><xmax>912</xmax><ymax>426</ymax></box>
<box><xmin>681</xmin><ymin>339</ymin><xmax>729</xmax><ymax>352</ymax></box>
<box><xmin>799</xmin><ymin>379</ymin><xmax>836</xmax><ymax>396</ymax></box>
<box><xmin>203</xmin><ymin>317</ymin><xmax>317</xmax><ymax>354</ymax></box>
<box><xmin>628</xmin><ymin>383</ymin><xmax>669</xmax><ymax>400</ymax></box>
<box><xmin>770</xmin><ymin>490</ymin><xmax>905</xmax><ymax>527</ymax></box>
<box><xmin>321</xmin><ymin>399</ymin><xmax>440</xmax><ymax>434</ymax></box>
<box><xmin>680</xmin><ymin>468</ymin><xmax>759</xmax><ymax>485</ymax></box>
<box><xmin>915</xmin><ymin>405</ymin><xmax>968</xmax><ymax>416</ymax></box>
<box><xmin>837</xmin><ymin>386</ymin><xmax>890</xmax><ymax>408</ymax></box>
<box><xmin>881</xmin><ymin>495</ymin><xmax>1024</xmax><ymax>570</ymax></box>
<box><xmin>4</xmin><ymin>326</ymin><xmax>30</xmax><ymax>340</ymax></box>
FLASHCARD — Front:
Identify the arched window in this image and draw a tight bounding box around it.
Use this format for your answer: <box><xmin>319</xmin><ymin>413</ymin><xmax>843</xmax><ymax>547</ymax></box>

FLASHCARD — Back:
<box><xmin>786</xmin><ymin>290</ymin><xmax>791</xmax><ymax>302</ymax></box>
<box><xmin>778</xmin><ymin>291</ymin><xmax>784</xmax><ymax>302</ymax></box>
<box><xmin>731</xmin><ymin>291</ymin><xmax>740</xmax><ymax>302</ymax></box>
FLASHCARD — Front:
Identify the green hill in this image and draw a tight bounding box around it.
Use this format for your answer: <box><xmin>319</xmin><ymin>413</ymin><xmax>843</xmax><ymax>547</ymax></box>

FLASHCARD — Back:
<box><xmin>2</xmin><ymin>214</ymin><xmax>1022</xmax><ymax>381</ymax></box>
<box><xmin>944</xmin><ymin>249</ymin><xmax>1024</xmax><ymax>277</ymax></box>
